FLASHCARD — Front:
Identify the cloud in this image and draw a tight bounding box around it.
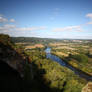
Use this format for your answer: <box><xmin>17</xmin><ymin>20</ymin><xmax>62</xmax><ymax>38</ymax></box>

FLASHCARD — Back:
<box><xmin>0</xmin><ymin>14</ymin><xmax>15</xmax><ymax>23</ymax></box>
<box><xmin>0</xmin><ymin>24</ymin><xmax>16</xmax><ymax>31</ymax></box>
<box><xmin>86</xmin><ymin>13</ymin><xmax>92</xmax><ymax>19</ymax></box>
<box><xmin>53</xmin><ymin>26</ymin><xmax>82</xmax><ymax>32</ymax></box>
<box><xmin>86</xmin><ymin>13</ymin><xmax>92</xmax><ymax>25</ymax></box>
<box><xmin>15</xmin><ymin>26</ymin><xmax>47</xmax><ymax>31</ymax></box>
<box><xmin>4</xmin><ymin>24</ymin><xmax>16</xmax><ymax>28</ymax></box>
<box><xmin>10</xmin><ymin>19</ymin><xmax>15</xmax><ymax>22</ymax></box>
<box><xmin>0</xmin><ymin>25</ymin><xmax>47</xmax><ymax>37</ymax></box>
<box><xmin>0</xmin><ymin>13</ymin><xmax>46</xmax><ymax>32</ymax></box>
<box><xmin>0</xmin><ymin>24</ymin><xmax>47</xmax><ymax>32</ymax></box>
<box><xmin>0</xmin><ymin>16</ymin><xmax>8</xmax><ymax>22</ymax></box>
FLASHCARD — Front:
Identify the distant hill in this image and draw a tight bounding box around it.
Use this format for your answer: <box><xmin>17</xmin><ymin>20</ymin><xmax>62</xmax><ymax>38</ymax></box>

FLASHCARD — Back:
<box><xmin>11</xmin><ymin>37</ymin><xmax>92</xmax><ymax>45</ymax></box>
<box><xmin>11</xmin><ymin>37</ymin><xmax>62</xmax><ymax>44</ymax></box>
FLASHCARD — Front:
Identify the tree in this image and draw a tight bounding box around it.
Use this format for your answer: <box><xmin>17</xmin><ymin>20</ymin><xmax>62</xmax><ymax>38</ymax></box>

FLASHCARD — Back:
<box><xmin>71</xmin><ymin>54</ymin><xmax>88</xmax><ymax>63</ymax></box>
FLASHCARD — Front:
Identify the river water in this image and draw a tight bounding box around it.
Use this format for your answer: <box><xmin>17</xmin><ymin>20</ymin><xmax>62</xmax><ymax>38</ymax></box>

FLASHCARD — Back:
<box><xmin>45</xmin><ymin>47</ymin><xmax>92</xmax><ymax>81</ymax></box>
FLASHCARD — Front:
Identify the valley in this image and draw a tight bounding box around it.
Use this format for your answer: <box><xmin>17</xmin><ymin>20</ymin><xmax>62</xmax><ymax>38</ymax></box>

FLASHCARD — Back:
<box><xmin>0</xmin><ymin>34</ymin><xmax>92</xmax><ymax>92</ymax></box>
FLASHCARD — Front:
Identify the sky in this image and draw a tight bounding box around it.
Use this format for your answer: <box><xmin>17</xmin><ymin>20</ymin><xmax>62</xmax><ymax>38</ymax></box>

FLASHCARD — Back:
<box><xmin>0</xmin><ymin>0</ymin><xmax>92</xmax><ymax>39</ymax></box>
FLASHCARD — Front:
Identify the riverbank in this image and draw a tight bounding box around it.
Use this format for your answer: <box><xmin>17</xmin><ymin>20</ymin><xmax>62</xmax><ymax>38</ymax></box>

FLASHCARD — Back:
<box><xmin>45</xmin><ymin>47</ymin><xmax>92</xmax><ymax>81</ymax></box>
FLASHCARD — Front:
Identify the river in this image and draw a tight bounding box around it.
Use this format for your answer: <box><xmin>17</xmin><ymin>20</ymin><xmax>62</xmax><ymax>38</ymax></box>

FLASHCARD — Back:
<box><xmin>45</xmin><ymin>47</ymin><xmax>92</xmax><ymax>81</ymax></box>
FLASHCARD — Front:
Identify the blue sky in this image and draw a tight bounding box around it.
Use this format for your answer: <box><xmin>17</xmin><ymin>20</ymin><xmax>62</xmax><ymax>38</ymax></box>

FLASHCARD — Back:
<box><xmin>0</xmin><ymin>0</ymin><xmax>92</xmax><ymax>39</ymax></box>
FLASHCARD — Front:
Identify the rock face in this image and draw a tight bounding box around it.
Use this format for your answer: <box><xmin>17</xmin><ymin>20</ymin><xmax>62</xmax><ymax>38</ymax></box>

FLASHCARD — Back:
<box><xmin>0</xmin><ymin>34</ymin><xmax>26</xmax><ymax>77</ymax></box>
<box><xmin>0</xmin><ymin>34</ymin><xmax>31</xmax><ymax>92</ymax></box>
<box><xmin>82</xmin><ymin>82</ymin><xmax>92</xmax><ymax>92</ymax></box>
<box><xmin>0</xmin><ymin>59</ymin><xmax>24</xmax><ymax>92</ymax></box>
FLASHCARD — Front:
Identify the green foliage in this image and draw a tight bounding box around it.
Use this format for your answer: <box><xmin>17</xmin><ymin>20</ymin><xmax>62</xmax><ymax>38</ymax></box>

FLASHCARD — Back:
<box><xmin>64</xmin><ymin>79</ymin><xmax>84</xmax><ymax>92</ymax></box>
<box><xmin>0</xmin><ymin>34</ymin><xmax>10</xmax><ymax>45</ymax></box>
<box><xmin>71</xmin><ymin>54</ymin><xmax>88</xmax><ymax>63</ymax></box>
<box><xmin>0</xmin><ymin>34</ymin><xmax>15</xmax><ymax>47</ymax></box>
<box><xmin>24</xmin><ymin>48</ymin><xmax>86</xmax><ymax>92</ymax></box>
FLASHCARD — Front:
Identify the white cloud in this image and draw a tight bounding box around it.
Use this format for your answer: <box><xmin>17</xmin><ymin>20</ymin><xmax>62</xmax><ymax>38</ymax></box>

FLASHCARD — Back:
<box><xmin>0</xmin><ymin>24</ymin><xmax>16</xmax><ymax>31</ymax></box>
<box><xmin>0</xmin><ymin>16</ymin><xmax>8</xmax><ymax>22</ymax></box>
<box><xmin>53</xmin><ymin>26</ymin><xmax>82</xmax><ymax>32</ymax></box>
<box><xmin>0</xmin><ymin>24</ymin><xmax>47</xmax><ymax>33</ymax></box>
<box><xmin>10</xmin><ymin>19</ymin><xmax>15</xmax><ymax>22</ymax></box>
<box><xmin>4</xmin><ymin>24</ymin><xmax>16</xmax><ymax>28</ymax></box>
<box><xmin>15</xmin><ymin>26</ymin><xmax>47</xmax><ymax>31</ymax></box>
<box><xmin>0</xmin><ymin>25</ymin><xmax>47</xmax><ymax>37</ymax></box>
<box><xmin>86</xmin><ymin>13</ymin><xmax>92</xmax><ymax>19</ymax></box>
<box><xmin>86</xmin><ymin>13</ymin><xmax>92</xmax><ymax>25</ymax></box>
<box><xmin>0</xmin><ymin>14</ymin><xmax>15</xmax><ymax>23</ymax></box>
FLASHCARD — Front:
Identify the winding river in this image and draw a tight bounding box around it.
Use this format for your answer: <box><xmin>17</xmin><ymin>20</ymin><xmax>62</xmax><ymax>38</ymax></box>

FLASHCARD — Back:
<box><xmin>45</xmin><ymin>47</ymin><xmax>92</xmax><ymax>81</ymax></box>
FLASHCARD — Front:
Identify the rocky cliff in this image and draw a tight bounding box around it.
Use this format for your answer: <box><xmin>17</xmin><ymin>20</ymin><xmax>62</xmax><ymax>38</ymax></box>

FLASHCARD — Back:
<box><xmin>0</xmin><ymin>34</ymin><xmax>31</xmax><ymax>92</ymax></box>
<box><xmin>0</xmin><ymin>34</ymin><xmax>26</xmax><ymax>77</ymax></box>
